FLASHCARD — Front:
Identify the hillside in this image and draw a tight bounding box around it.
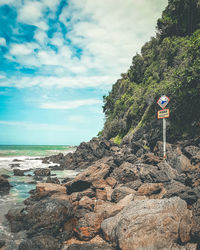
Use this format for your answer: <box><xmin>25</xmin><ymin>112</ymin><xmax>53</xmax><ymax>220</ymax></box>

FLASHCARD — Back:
<box><xmin>101</xmin><ymin>0</ymin><xmax>200</xmax><ymax>147</ymax></box>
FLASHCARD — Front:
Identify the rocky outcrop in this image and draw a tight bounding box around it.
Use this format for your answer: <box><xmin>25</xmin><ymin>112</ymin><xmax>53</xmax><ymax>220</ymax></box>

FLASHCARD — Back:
<box><xmin>43</xmin><ymin>137</ymin><xmax>114</xmax><ymax>170</ymax></box>
<box><xmin>4</xmin><ymin>136</ymin><xmax>200</xmax><ymax>249</ymax></box>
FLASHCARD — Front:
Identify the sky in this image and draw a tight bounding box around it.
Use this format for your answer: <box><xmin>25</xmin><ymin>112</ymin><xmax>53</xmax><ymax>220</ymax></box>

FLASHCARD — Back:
<box><xmin>0</xmin><ymin>0</ymin><xmax>168</xmax><ymax>145</ymax></box>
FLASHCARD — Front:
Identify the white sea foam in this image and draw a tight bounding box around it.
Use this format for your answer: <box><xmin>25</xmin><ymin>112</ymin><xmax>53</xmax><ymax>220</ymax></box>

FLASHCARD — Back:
<box><xmin>0</xmin><ymin>156</ymin><xmax>49</xmax><ymax>171</ymax></box>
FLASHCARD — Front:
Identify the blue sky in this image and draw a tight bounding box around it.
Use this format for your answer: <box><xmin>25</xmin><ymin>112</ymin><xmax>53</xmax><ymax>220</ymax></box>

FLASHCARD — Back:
<box><xmin>0</xmin><ymin>0</ymin><xmax>167</xmax><ymax>145</ymax></box>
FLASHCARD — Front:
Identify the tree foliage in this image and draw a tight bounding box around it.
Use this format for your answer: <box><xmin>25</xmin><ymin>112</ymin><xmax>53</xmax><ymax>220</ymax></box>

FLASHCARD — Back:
<box><xmin>102</xmin><ymin>0</ymin><xmax>200</xmax><ymax>142</ymax></box>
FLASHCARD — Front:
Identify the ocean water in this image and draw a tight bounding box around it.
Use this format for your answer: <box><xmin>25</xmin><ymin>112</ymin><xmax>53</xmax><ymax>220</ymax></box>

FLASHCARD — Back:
<box><xmin>0</xmin><ymin>145</ymin><xmax>75</xmax><ymax>157</ymax></box>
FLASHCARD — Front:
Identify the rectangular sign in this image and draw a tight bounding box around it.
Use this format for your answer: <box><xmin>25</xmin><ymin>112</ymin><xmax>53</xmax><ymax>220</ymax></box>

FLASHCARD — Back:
<box><xmin>157</xmin><ymin>109</ymin><xmax>170</xmax><ymax>119</ymax></box>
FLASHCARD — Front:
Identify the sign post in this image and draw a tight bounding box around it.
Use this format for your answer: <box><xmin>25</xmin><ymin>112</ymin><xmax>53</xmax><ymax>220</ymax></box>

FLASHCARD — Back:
<box><xmin>163</xmin><ymin>118</ymin><xmax>166</xmax><ymax>158</ymax></box>
<box><xmin>157</xmin><ymin>95</ymin><xmax>170</xmax><ymax>159</ymax></box>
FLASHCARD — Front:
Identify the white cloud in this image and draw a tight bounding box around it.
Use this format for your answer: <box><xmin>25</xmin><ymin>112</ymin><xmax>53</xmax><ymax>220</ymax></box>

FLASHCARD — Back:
<box><xmin>34</xmin><ymin>30</ymin><xmax>48</xmax><ymax>44</ymax></box>
<box><xmin>10</xmin><ymin>43</ymin><xmax>37</xmax><ymax>56</ymax></box>
<box><xmin>0</xmin><ymin>0</ymin><xmax>15</xmax><ymax>6</ymax></box>
<box><xmin>3</xmin><ymin>0</ymin><xmax>168</xmax><ymax>90</ymax></box>
<box><xmin>0</xmin><ymin>120</ymin><xmax>76</xmax><ymax>131</ymax></box>
<box><xmin>18</xmin><ymin>1</ymin><xmax>45</xmax><ymax>25</ymax></box>
<box><xmin>42</xmin><ymin>0</ymin><xmax>60</xmax><ymax>10</ymax></box>
<box><xmin>41</xmin><ymin>99</ymin><xmax>102</xmax><ymax>110</ymax></box>
<box><xmin>0</xmin><ymin>75</ymin><xmax>6</xmax><ymax>79</ymax></box>
<box><xmin>0</xmin><ymin>38</ymin><xmax>6</xmax><ymax>46</ymax></box>
<box><xmin>1</xmin><ymin>75</ymin><xmax>117</xmax><ymax>89</ymax></box>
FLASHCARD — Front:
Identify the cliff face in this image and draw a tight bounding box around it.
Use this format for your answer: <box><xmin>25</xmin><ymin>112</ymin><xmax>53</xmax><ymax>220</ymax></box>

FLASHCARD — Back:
<box><xmin>102</xmin><ymin>0</ymin><xmax>200</xmax><ymax>145</ymax></box>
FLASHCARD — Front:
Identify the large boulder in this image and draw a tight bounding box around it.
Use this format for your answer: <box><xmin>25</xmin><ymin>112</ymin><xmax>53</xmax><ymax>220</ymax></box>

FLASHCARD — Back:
<box><xmin>101</xmin><ymin>197</ymin><xmax>193</xmax><ymax>250</ymax></box>
<box><xmin>6</xmin><ymin>198</ymin><xmax>73</xmax><ymax>237</ymax></box>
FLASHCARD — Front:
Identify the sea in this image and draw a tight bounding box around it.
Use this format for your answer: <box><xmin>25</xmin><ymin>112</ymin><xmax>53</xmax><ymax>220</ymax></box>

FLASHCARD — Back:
<box><xmin>0</xmin><ymin>145</ymin><xmax>78</xmax><ymax>245</ymax></box>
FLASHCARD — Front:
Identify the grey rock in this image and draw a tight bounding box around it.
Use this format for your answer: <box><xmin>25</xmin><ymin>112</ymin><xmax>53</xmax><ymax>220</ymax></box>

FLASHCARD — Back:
<box><xmin>101</xmin><ymin>197</ymin><xmax>193</xmax><ymax>250</ymax></box>
<box><xmin>13</xmin><ymin>169</ymin><xmax>25</xmax><ymax>176</ymax></box>
<box><xmin>34</xmin><ymin>168</ymin><xmax>51</xmax><ymax>176</ymax></box>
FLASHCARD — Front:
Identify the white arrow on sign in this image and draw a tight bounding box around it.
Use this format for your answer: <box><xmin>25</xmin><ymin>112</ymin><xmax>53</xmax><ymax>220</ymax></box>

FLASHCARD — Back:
<box><xmin>157</xmin><ymin>95</ymin><xmax>170</xmax><ymax>109</ymax></box>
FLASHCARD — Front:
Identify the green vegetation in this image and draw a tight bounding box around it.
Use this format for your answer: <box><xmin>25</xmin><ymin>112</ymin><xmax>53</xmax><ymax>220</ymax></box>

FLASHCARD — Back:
<box><xmin>102</xmin><ymin>0</ymin><xmax>200</xmax><ymax>143</ymax></box>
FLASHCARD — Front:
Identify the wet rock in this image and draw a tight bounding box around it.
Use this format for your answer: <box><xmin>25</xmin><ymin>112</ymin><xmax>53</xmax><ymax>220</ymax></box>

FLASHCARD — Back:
<box><xmin>101</xmin><ymin>197</ymin><xmax>193</xmax><ymax>250</ymax></box>
<box><xmin>26</xmin><ymin>198</ymin><xmax>73</xmax><ymax>237</ymax></box>
<box><xmin>7</xmin><ymin>197</ymin><xmax>73</xmax><ymax>238</ymax></box>
<box><xmin>34</xmin><ymin>168</ymin><xmax>51</xmax><ymax>176</ymax></box>
<box><xmin>1</xmin><ymin>174</ymin><xmax>10</xmax><ymax>179</ymax></box>
<box><xmin>46</xmin><ymin>176</ymin><xmax>60</xmax><ymax>184</ymax></box>
<box><xmin>49</xmin><ymin>164</ymin><xmax>64</xmax><ymax>170</ymax></box>
<box><xmin>9</xmin><ymin>163</ymin><xmax>20</xmax><ymax>168</ymax></box>
<box><xmin>18</xmin><ymin>235</ymin><xmax>61</xmax><ymax>250</ymax></box>
<box><xmin>6</xmin><ymin>204</ymin><xmax>27</xmax><ymax>232</ymax></box>
<box><xmin>0</xmin><ymin>175</ymin><xmax>11</xmax><ymax>195</ymax></box>
<box><xmin>33</xmin><ymin>175</ymin><xmax>44</xmax><ymax>181</ymax></box>
<box><xmin>0</xmin><ymin>239</ymin><xmax>5</xmax><ymax>248</ymax></box>
<box><xmin>13</xmin><ymin>168</ymin><xmax>25</xmax><ymax>176</ymax></box>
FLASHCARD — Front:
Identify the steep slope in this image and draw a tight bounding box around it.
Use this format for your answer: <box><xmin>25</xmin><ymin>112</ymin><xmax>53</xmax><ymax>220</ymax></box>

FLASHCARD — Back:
<box><xmin>101</xmin><ymin>0</ymin><xmax>200</xmax><ymax>146</ymax></box>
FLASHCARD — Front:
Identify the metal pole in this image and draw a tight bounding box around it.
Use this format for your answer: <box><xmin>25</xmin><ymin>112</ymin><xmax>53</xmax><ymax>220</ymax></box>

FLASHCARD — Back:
<box><xmin>163</xmin><ymin>118</ymin><xmax>166</xmax><ymax>158</ymax></box>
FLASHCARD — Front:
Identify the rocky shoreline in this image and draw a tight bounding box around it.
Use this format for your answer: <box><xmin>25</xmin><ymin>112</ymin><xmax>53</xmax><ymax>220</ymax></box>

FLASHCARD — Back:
<box><xmin>1</xmin><ymin>134</ymin><xmax>200</xmax><ymax>249</ymax></box>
